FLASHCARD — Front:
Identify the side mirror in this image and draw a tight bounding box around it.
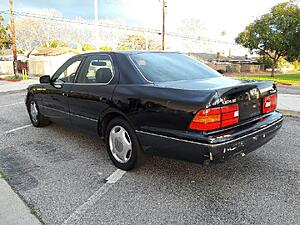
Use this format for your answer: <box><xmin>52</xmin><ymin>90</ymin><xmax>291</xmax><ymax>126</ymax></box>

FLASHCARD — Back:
<box><xmin>40</xmin><ymin>75</ymin><xmax>51</xmax><ymax>84</ymax></box>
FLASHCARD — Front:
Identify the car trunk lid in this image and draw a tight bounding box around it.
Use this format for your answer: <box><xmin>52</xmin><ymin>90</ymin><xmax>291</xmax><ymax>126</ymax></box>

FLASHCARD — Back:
<box><xmin>156</xmin><ymin>76</ymin><xmax>277</xmax><ymax>123</ymax></box>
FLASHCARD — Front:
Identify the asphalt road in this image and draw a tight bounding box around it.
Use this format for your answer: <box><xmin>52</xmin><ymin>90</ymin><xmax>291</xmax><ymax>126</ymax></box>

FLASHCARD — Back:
<box><xmin>0</xmin><ymin>91</ymin><xmax>299</xmax><ymax>225</ymax></box>
<box><xmin>278</xmin><ymin>85</ymin><xmax>300</xmax><ymax>95</ymax></box>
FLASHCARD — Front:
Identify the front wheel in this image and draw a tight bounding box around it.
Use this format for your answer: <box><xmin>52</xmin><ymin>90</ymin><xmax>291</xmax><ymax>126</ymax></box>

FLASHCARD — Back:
<box><xmin>105</xmin><ymin>117</ymin><xmax>146</xmax><ymax>170</ymax></box>
<box><xmin>27</xmin><ymin>97</ymin><xmax>50</xmax><ymax>127</ymax></box>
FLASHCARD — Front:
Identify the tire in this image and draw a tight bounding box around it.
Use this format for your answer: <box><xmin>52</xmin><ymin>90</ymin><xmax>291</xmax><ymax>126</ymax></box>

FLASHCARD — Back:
<box><xmin>105</xmin><ymin>117</ymin><xmax>146</xmax><ymax>170</ymax></box>
<box><xmin>27</xmin><ymin>96</ymin><xmax>50</xmax><ymax>127</ymax></box>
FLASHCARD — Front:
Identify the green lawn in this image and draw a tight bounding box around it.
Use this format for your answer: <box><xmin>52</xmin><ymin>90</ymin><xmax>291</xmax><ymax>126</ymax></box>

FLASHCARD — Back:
<box><xmin>233</xmin><ymin>73</ymin><xmax>300</xmax><ymax>85</ymax></box>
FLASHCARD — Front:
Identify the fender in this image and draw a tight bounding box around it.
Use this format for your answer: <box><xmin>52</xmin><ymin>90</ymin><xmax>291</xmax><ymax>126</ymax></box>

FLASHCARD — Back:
<box><xmin>97</xmin><ymin>106</ymin><xmax>135</xmax><ymax>137</ymax></box>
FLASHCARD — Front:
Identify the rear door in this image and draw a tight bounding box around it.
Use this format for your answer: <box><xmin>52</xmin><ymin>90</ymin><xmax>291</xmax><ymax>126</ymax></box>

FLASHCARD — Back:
<box><xmin>40</xmin><ymin>56</ymin><xmax>83</xmax><ymax>125</ymax></box>
<box><xmin>68</xmin><ymin>53</ymin><xmax>119</xmax><ymax>134</ymax></box>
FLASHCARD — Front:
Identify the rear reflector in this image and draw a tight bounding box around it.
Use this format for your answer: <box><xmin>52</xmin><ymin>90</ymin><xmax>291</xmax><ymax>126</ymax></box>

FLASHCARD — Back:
<box><xmin>189</xmin><ymin>104</ymin><xmax>239</xmax><ymax>131</ymax></box>
<box><xmin>262</xmin><ymin>94</ymin><xmax>277</xmax><ymax>114</ymax></box>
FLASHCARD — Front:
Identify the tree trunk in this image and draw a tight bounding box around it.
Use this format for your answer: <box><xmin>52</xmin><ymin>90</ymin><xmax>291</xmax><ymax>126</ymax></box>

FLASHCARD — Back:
<box><xmin>271</xmin><ymin>59</ymin><xmax>278</xmax><ymax>77</ymax></box>
<box><xmin>271</xmin><ymin>65</ymin><xmax>275</xmax><ymax>77</ymax></box>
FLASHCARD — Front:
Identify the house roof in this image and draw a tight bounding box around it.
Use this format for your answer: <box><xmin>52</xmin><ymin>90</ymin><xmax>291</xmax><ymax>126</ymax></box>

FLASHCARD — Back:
<box><xmin>30</xmin><ymin>47</ymin><xmax>79</xmax><ymax>56</ymax></box>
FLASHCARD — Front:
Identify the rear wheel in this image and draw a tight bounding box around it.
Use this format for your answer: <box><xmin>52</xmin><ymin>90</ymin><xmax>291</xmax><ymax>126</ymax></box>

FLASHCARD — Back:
<box><xmin>105</xmin><ymin>117</ymin><xmax>146</xmax><ymax>170</ymax></box>
<box><xmin>28</xmin><ymin>97</ymin><xmax>50</xmax><ymax>127</ymax></box>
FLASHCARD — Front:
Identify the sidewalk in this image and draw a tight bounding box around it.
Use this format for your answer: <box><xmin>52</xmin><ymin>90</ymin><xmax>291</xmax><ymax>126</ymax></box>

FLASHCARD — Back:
<box><xmin>277</xmin><ymin>94</ymin><xmax>300</xmax><ymax>117</ymax></box>
<box><xmin>0</xmin><ymin>78</ymin><xmax>39</xmax><ymax>94</ymax></box>
<box><xmin>0</xmin><ymin>176</ymin><xmax>42</xmax><ymax>225</ymax></box>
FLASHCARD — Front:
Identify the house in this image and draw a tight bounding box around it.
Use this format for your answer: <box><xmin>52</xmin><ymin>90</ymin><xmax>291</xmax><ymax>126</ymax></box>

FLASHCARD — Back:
<box><xmin>187</xmin><ymin>52</ymin><xmax>263</xmax><ymax>73</ymax></box>
<box><xmin>28</xmin><ymin>47</ymin><xmax>78</xmax><ymax>76</ymax></box>
<box><xmin>0</xmin><ymin>49</ymin><xmax>14</xmax><ymax>75</ymax></box>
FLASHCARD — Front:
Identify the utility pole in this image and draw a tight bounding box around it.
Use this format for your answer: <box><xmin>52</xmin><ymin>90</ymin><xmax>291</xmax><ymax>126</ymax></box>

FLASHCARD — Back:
<box><xmin>9</xmin><ymin>0</ymin><xmax>18</xmax><ymax>78</ymax></box>
<box><xmin>162</xmin><ymin>0</ymin><xmax>166</xmax><ymax>50</ymax></box>
<box><xmin>94</xmin><ymin>0</ymin><xmax>99</xmax><ymax>48</ymax></box>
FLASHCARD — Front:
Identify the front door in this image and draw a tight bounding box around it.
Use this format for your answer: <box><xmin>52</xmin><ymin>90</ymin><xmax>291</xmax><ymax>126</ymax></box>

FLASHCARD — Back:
<box><xmin>68</xmin><ymin>53</ymin><xmax>118</xmax><ymax>134</ymax></box>
<box><xmin>40</xmin><ymin>56</ymin><xmax>83</xmax><ymax>125</ymax></box>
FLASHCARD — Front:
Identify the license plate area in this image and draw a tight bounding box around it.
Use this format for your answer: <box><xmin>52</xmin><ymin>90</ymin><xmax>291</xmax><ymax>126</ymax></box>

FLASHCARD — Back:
<box><xmin>238</xmin><ymin>99</ymin><xmax>261</xmax><ymax>121</ymax></box>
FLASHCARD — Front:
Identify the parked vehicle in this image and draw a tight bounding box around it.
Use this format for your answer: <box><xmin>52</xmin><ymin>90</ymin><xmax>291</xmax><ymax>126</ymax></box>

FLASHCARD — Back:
<box><xmin>26</xmin><ymin>51</ymin><xmax>283</xmax><ymax>170</ymax></box>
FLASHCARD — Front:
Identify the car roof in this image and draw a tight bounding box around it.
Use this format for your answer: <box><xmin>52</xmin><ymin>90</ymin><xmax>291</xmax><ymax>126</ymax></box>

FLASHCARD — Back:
<box><xmin>77</xmin><ymin>50</ymin><xmax>180</xmax><ymax>57</ymax></box>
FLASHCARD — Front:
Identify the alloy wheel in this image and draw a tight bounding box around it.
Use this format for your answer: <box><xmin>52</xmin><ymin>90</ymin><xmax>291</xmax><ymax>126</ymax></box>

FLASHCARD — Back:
<box><xmin>30</xmin><ymin>101</ymin><xmax>39</xmax><ymax>123</ymax></box>
<box><xmin>109</xmin><ymin>125</ymin><xmax>133</xmax><ymax>163</ymax></box>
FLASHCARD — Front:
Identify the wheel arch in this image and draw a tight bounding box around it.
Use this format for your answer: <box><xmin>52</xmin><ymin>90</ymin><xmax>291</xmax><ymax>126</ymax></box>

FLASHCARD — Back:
<box><xmin>98</xmin><ymin>108</ymin><xmax>134</xmax><ymax>137</ymax></box>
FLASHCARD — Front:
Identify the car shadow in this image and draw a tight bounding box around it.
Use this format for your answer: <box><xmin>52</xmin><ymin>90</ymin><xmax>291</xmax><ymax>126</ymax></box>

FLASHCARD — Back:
<box><xmin>43</xmin><ymin>122</ymin><xmax>293</xmax><ymax>187</ymax></box>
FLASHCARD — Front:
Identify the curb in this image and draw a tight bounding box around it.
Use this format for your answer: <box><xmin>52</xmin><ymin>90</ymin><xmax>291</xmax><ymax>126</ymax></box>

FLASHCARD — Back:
<box><xmin>278</xmin><ymin>109</ymin><xmax>300</xmax><ymax>118</ymax></box>
<box><xmin>0</xmin><ymin>77</ymin><xmax>22</xmax><ymax>82</ymax></box>
<box><xmin>0</xmin><ymin>178</ymin><xmax>43</xmax><ymax>225</ymax></box>
<box><xmin>277</xmin><ymin>84</ymin><xmax>300</xmax><ymax>87</ymax></box>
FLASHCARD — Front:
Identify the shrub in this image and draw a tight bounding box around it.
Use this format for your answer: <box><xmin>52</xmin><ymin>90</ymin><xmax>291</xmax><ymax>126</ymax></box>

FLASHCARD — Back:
<box><xmin>226</xmin><ymin>64</ymin><xmax>241</xmax><ymax>73</ymax></box>
<box><xmin>82</xmin><ymin>43</ymin><xmax>96</xmax><ymax>51</ymax></box>
<box><xmin>99</xmin><ymin>46</ymin><xmax>112</xmax><ymax>51</ymax></box>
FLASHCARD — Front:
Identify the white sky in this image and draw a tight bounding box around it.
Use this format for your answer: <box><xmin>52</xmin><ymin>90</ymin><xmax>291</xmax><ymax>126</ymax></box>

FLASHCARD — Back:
<box><xmin>119</xmin><ymin>0</ymin><xmax>290</xmax><ymax>54</ymax></box>
<box><xmin>122</xmin><ymin>0</ymin><xmax>288</xmax><ymax>37</ymax></box>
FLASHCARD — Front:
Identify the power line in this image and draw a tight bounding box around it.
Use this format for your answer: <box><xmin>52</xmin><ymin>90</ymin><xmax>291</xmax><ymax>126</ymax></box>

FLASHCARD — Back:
<box><xmin>0</xmin><ymin>10</ymin><xmax>9</xmax><ymax>14</ymax></box>
<box><xmin>2</xmin><ymin>10</ymin><xmax>238</xmax><ymax>46</ymax></box>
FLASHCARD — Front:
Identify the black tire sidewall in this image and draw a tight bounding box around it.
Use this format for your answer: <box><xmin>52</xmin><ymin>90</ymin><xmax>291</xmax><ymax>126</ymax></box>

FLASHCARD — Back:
<box><xmin>28</xmin><ymin>98</ymin><xmax>40</xmax><ymax>127</ymax></box>
<box><xmin>27</xmin><ymin>97</ymin><xmax>49</xmax><ymax>127</ymax></box>
<box><xmin>105</xmin><ymin>117</ymin><xmax>143</xmax><ymax>170</ymax></box>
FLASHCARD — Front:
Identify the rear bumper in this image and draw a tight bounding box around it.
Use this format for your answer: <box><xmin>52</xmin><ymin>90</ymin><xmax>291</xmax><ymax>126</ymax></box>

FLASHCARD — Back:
<box><xmin>136</xmin><ymin>111</ymin><xmax>283</xmax><ymax>162</ymax></box>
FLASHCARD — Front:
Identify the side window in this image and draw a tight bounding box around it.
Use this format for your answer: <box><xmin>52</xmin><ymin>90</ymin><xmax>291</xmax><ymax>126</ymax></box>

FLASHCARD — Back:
<box><xmin>77</xmin><ymin>55</ymin><xmax>114</xmax><ymax>84</ymax></box>
<box><xmin>54</xmin><ymin>59</ymin><xmax>81</xmax><ymax>83</ymax></box>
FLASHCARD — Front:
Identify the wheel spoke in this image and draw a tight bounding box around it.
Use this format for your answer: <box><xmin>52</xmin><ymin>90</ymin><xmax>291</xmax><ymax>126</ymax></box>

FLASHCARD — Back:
<box><xmin>121</xmin><ymin>129</ymin><xmax>130</xmax><ymax>144</ymax></box>
<box><xmin>120</xmin><ymin>140</ymin><xmax>132</xmax><ymax>161</ymax></box>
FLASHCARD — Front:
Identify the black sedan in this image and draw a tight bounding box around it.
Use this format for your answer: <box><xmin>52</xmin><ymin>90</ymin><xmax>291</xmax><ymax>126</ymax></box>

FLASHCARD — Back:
<box><xmin>26</xmin><ymin>51</ymin><xmax>283</xmax><ymax>170</ymax></box>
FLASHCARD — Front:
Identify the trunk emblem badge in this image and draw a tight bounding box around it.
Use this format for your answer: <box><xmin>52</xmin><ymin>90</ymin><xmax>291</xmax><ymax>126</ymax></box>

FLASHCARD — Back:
<box><xmin>250</xmin><ymin>88</ymin><xmax>260</xmax><ymax>99</ymax></box>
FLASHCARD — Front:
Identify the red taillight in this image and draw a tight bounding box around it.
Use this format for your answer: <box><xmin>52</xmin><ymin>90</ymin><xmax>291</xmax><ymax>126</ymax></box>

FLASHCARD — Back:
<box><xmin>189</xmin><ymin>104</ymin><xmax>239</xmax><ymax>131</ymax></box>
<box><xmin>262</xmin><ymin>94</ymin><xmax>277</xmax><ymax>114</ymax></box>
<box><xmin>189</xmin><ymin>108</ymin><xmax>221</xmax><ymax>131</ymax></box>
<box><xmin>221</xmin><ymin>104</ymin><xmax>239</xmax><ymax>128</ymax></box>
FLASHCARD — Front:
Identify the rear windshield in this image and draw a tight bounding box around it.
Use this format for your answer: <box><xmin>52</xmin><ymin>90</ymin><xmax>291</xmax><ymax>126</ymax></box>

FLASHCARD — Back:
<box><xmin>129</xmin><ymin>52</ymin><xmax>221</xmax><ymax>82</ymax></box>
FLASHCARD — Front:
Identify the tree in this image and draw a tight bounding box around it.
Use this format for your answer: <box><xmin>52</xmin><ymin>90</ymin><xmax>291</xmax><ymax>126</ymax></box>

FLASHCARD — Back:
<box><xmin>257</xmin><ymin>56</ymin><xmax>273</xmax><ymax>69</ymax></box>
<box><xmin>15</xmin><ymin>9</ymin><xmax>64</xmax><ymax>49</ymax></box>
<box><xmin>293</xmin><ymin>60</ymin><xmax>299</xmax><ymax>71</ymax></box>
<box><xmin>45</xmin><ymin>39</ymin><xmax>68</xmax><ymax>48</ymax></box>
<box><xmin>117</xmin><ymin>45</ymin><xmax>130</xmax><ymax>50</ymax></box>
<box><xmin>176</xmin><ymin>18</ymin><xmax>206</xmax><ymax>52</ymax></box>
<box><xmin>235</xmin><ymin>2</ymin><xmax>300</xmax><ymax>76</ymax></box>
<box><xmin>82</xmin><ymin>43</ymin><xmax>96</xmax><ymax>51</ymax></box>
<box><xmin>0</xmin><ymin>14</ymin><xmax>11</xmax><ymax>52</ymax></box>
<box><xmin>15</xmin><ymin>9</ymin><xmax>93</xmax><ymax>50</ymax></box>
<box><xmin>119</xmin><ymin>35</ymin><xmax>160</xmax><ymax>50</ymax></box>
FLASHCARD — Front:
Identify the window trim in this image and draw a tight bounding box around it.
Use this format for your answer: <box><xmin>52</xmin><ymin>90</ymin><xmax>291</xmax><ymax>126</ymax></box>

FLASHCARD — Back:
<box><xmin>51</xmin><ymin>56</ymin><xmax>83</xmax><ymax>84</ymax></box>
<box><xmin>74</xmin><ymin>54</ymin><xmax>115</xmax><ymax>85</ymax></box>
<box><xmin>127</xmin><ymin>55</ymin><xmax>153</xmax><ymax>84</ymax></box>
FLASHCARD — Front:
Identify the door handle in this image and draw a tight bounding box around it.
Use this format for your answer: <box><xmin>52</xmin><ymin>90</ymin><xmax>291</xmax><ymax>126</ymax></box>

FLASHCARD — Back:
<box><xmin>53</xmin><ymin>83</ymin><xmax>63</xmax><ymax>89</ymax></box>
<box><xmin>62</xmin><ymin>92</ymin><xmax>68</xmax><ymax>96</ymax></box>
